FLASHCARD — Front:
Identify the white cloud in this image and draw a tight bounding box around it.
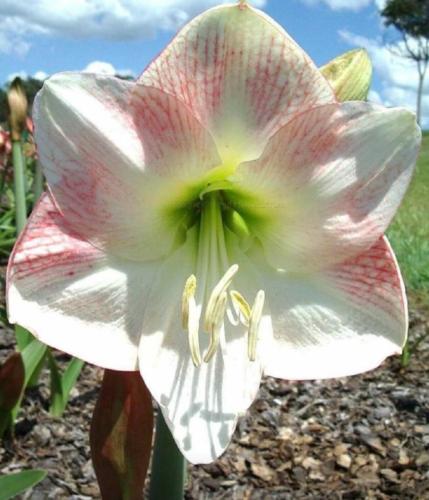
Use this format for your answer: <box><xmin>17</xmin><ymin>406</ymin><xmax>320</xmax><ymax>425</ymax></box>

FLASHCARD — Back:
<box><xmin>6</xmin><ymin>70</ymin><xmax>29</xmax><ymax>82</ymax></box>
<box><xmin>82</xmin><ymin>60</ymin><xmax>134</xmax><ymax>77</ymax></box>
<box><xmin>0</xmin><ymin>17</ymin><xmax>36</xmax><ymax>56</ymax></box>
<box><xmin>0</xmin><ymin>0</ymin><xmax>266</xmax><ymax>55</ymax></box>
<box><xmin>339</xmin><ymin>29</ymin><xmax>429</xmax><ymax>127</ymax></box>
<box><xmin>83</xmin><ymin>61</ymin><xmax>117</xmax><ymax>75</ymax></box>
<box><xmin>33</xmin><ymin>70</ymin><xmax>48</xmax><ymax>81</ymax></box>
<box><xmin>6</xmin><ymin>69</ymin><xmax>49</xmax><ymax>82</ymax></box>
<box><xmin>6</xmin><ymin>61</ymin><xmax>134</xmax><ymax>85</ymax></box>
<box><xmin>374</xmin><ymin>0</ymin><xmax>386</xmax><ymax>9</ymax></box>
<box><xmin>300</xmin><ymin>0</ymin><xmax>372</xmax><ymax>11</ymax></box>
<box><xmin>299</xmin><ymin>0</ymin><xmax>385</xmax><ymax>11</ymax></box>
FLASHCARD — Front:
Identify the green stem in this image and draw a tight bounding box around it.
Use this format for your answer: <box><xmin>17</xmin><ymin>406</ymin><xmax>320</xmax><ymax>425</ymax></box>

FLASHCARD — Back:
<box><xmin>401</xmin><ymin>339</ymin><xmax>410</xmax><ymax>368</ymax></box>
<box><xmin>12</xmin><ymin>140</ymin><xmax>27</xmax><ymax>234</ymax></box>
<box><xmin>12</xmin><ymin>139</ymin><xmax>33</xmax><ymax>351</ymax></box>
<box><xmin>149</xmin><ymin>411</ymin><xmax>186</xmax><ymax>500</ymax></box>
<box><xmin>33</xmin><ymin>160</ymin><xmax>44</xmax><ymax>202</ymax></box>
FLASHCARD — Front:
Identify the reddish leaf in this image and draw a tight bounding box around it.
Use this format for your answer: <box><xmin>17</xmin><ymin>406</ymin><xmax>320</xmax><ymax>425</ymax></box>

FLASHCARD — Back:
<box><xmin>0</xmin><ymin>352</ymin><xmax>25</xmax><ymax>410</ymax></box>
<box><xmin>90</xmin><ymin>370</ymin><xmax>153</xmax><ymax>500</ymax></box>
<box><xmin>0</xmin><ymin>352</ymin><xmax>25</xmax><ymax>437</ymax></box>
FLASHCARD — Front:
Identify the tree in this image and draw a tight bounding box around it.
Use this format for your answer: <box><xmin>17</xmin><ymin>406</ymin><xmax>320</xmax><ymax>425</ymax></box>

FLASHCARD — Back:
<box><xmin>381</xmin><ymin>0</ymin><xmax>429</xmax><ymax>125</ymax></box>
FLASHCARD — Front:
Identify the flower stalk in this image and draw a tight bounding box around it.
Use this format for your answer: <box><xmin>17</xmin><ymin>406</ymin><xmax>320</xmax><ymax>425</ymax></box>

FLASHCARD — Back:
<box><xmin>7</xmin><ymin>77</ymin><xmax>28</xmax><ymax>233</ymax></box>
<box><xmin>11</xmin><ymin>140</ymin><xmax>27</xmax><ymax>235</ymax></box>
<box><xmin>8</xmin><ymin>85</ymin><xmax>31</xmax><ymax>351</ymax></box>
<box><xmin>149</xmin><ymin>411</ymin><xmax>186</xmax><ymax>500</ymax></box>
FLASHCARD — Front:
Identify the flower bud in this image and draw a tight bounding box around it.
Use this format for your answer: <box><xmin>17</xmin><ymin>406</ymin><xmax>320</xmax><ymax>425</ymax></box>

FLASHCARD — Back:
<box><xmin>320</xmin><ymin>48</ymin><xmax>372</xmax><ymax>102</ymax></box>
<box><xmin>7</xmin><ymin>78</ymin><xmax>28</xmax><ymax>141</ymax></box>
<box><xmin>90</xmin><ymin>370</ymin><xmax>153</xmax><ymax>500</ymax></box>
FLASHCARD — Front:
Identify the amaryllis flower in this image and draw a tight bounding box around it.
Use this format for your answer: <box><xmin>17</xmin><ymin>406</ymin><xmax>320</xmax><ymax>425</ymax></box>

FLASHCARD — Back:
<box><xmin>0</xmin><ymin>127</ymin><xmax>12</xmax><ymax>171</ymax></box>
<box><xmin>7</xmin><ymin>3</ymin><xmax>420</xmax><ymax>463</ymax></box>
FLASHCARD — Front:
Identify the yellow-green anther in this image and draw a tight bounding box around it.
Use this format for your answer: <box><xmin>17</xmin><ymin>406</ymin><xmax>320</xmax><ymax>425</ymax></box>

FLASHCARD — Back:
<box><xmin>248</xmin><ymin>290</ymin><xmax>265</xmax><ymax>362</ymax></box>
<box><xmin>204</xmin><ymin>291</ymin><xmax>227</xmax><ymax>363</ymax></box>
<box><xmin>204</xmin><ymin>264</ymin><xmax>238</xmax><ymax>332</ymax></box>
<box><xmin>320</xmin><ymin>48</ymin><xmax>372</xmax><ymax>102</ymax></box>
<box><xmin>230</xmin><ymin>290</ymin><xmax>251</xmax><ymax>324</ymax></box>
<box><xmin>187</xmin><ymin>295</ymin><xmax>202</xmax><ymax>367</ymax></box>
<box><xmin>182</xmin><ymin>274</ymin><xmax>197</xmax><ymax>329</ymax></box>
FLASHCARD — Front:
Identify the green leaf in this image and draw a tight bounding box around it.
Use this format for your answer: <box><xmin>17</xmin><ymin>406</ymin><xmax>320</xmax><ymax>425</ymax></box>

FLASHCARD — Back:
<box><xmin>21</xmin><ymin>339</ymin><xmax>48</xmax><ymax>386</ymax></box>
<box><xmin>320</xmin><ymin>48</ymin><xmax>372</xmax><ymax>102</ymax></box>
<box><xmin>27</xmin><ymin>349</ymin><xmax>47</xmax><ymax>388</ymax></box>
<box><xmin>10</xmin><ymin>339</ymin><xmax>48</xmax><ymax>423</ymax></box>
<box><xmin>48</xmin><ymin>353</ymin><xmax>62</xmax><ymax>417</ymax></box>
<box><xmin>62</xmin><ymin>357</ymin><xmax>84</xmax><ymax>399</ymax></box>
<box><xmin>15</xmin><ymin>325</ymin><xmax>32</xmax><ymax>351</ymax></box>
<box><xmin>0</xmin><ymin>470</ymin><xmax>47</xmax><ymax>500</ymax></box>
<box><xmin>49</xmin><ymin>354</ymin><xmax>84</xmax><ymax>417</ymax></box>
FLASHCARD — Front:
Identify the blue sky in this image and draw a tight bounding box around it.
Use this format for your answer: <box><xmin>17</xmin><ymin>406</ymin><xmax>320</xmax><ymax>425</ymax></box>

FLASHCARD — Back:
<box><xmin>0</xmin><ymin>0</ymin><xmax>427</xmax><ymax>125</ymax></box>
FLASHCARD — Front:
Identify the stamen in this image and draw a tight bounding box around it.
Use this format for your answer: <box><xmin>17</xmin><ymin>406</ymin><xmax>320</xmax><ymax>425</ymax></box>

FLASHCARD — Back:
<box><xmin>204</xmin><ymin>291</ymin><xmax>227</xmax><ymax>363</ymax></box>
<box><xmin>248</xmin><ymin>290</ymin><xmax>265</xmax><ymax>362</ymax></box>
<box><xmin>230</xmin><ymin>290</ymin><xmax>251</xmax><ymax>325</ymax></box>
<box><xmin>204</xmin><ymin>264</ymin><xmax>239</xmax><ymax>332</ymax></box>
<box><xmin>188</xmin><ymin>295</ymin><xmax>202</xmax><ymax>367</ymax></box>
<box><xmin>182</xmin><ymin>274</ymin><xmax>197</xmax><ymax>329</ymax></box>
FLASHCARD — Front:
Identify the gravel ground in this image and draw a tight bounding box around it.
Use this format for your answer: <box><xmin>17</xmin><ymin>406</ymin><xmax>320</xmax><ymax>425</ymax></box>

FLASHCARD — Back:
<box><xmin>0</xmin><ymin>304</ymin><xmax>428</xmax><ymax>499</ymax></box>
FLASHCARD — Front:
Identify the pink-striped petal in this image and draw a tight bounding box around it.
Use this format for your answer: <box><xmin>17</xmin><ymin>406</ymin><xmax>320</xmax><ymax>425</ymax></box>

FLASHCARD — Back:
<box><xmin>263</xmin><ymin>237</ymin><xmax>407</xmax><ymax>379</ymax></box>
<box><xmin>34</xmin><ymin>73</ymin><xmax>220</xmax><ymax>261</ymax></box>
<box><xmin>235</xmin><ymin>101</ymin><xmax>420</xmax><ymax>270</ymax></box>
<box><xmin>139</xmin><ymin>4</ymin><xmax>335</xmax><ymax>164</ymax></box>
<box><xmin>7</xmin><ymin>194</ymin><xmax>157</xmax><ymax>370</ymax></box>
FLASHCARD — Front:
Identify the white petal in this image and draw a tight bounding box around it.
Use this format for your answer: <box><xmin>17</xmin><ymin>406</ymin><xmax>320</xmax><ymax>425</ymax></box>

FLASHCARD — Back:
<box><xmin>138</xmin><ymin>230</ymin><xmax>264</xmax><ymax>463</ymax></box>
<box><xmin>260</xmin><ymin>237</ymin><xmax>407</xmax><ymax>379</ymax></box>
<box><xmin>7</xmin><ymin>194</ymin><xmax>157</xmax><ymax>370</ymax></box>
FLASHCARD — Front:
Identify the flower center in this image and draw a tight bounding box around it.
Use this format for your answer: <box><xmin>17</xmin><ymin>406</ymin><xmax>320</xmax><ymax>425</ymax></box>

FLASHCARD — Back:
<box><xmin>180</xmin><ymin>191</ymin><xmax>265</xmax><ymax>367</ymax></box>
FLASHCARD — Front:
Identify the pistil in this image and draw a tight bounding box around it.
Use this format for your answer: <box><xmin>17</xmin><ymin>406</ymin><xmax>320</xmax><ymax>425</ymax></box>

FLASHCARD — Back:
<box><xmin>204</xmin><ymin>290</ymin><xmax>227</xmax><ymax>363</ymax></box>
<box><xmin>180</xmin><ymin>191</ymin><xmax>265</xmax><ymax>365</ymax></box>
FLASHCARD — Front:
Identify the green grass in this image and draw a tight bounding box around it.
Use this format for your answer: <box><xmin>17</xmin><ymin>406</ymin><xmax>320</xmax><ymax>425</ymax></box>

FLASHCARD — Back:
<box><xmin>387</xmin><ymin>130</ymin><xmax>429</xmax><ymax>303</ymax></box>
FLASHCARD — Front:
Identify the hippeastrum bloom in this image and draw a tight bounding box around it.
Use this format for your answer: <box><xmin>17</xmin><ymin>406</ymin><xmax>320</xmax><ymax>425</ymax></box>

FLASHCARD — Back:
<box><xmin>7</xmin><ymin>3</ymin><xmax>420</xmax><ymax>463</ymax></box>
<box><xmin>0</xmin><ymin>126</ymin><xmax>12</xmax><ymax>171</ymax></box>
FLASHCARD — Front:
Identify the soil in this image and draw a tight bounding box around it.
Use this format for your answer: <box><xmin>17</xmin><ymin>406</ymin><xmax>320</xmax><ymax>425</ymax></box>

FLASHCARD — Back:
<box><xmin>0</xmin><ymin>301</ymin><xmax>428</xmax><ymax>499</ymax></box>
